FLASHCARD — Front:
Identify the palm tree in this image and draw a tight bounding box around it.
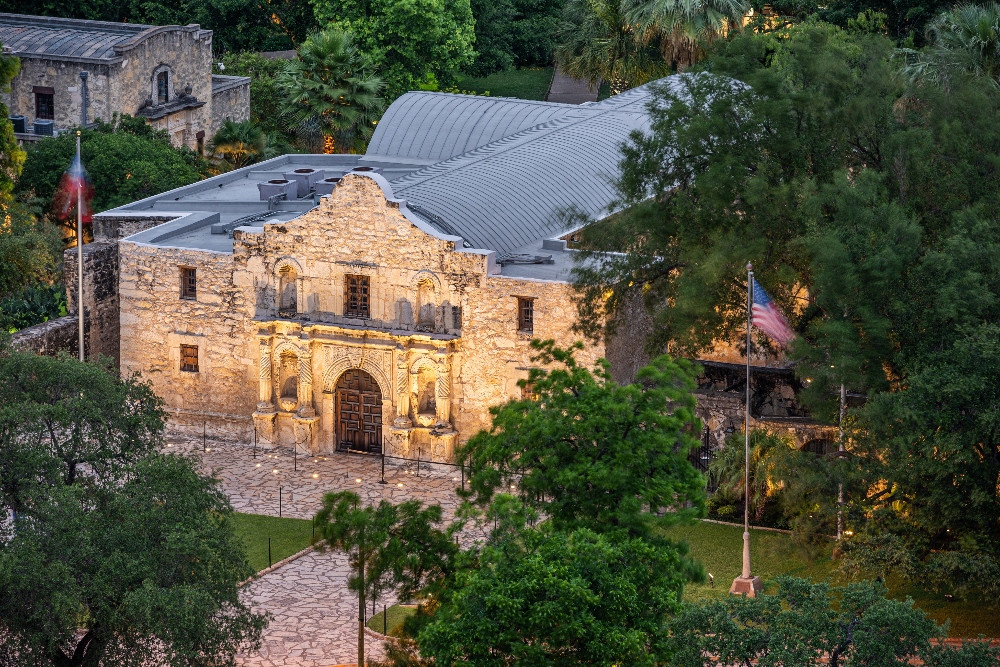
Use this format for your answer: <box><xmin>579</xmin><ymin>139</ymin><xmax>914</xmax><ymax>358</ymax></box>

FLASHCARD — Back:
<box><xmin>707</xmin><ymin>429</ymin><xmax>795</xmax><ymax>522</ymax></box>
<box><xmin>278</xmin><ymin>28</ymin><xmax>386</xmax><ymax>154</ymax></box>
<box><xmin>622</xmin><ymin>0</ymin><xmax>750</xmax><ymax>70</ymax></box>
<box><xmin>900</xmin><ymin>3</ymin><xmax>1000</xmax><ymax>89</ymax></box>
<box><xmin>555</xmin><ymin>0</ymin><xmax>671</xmax><ymax>95</ymax></box>
<box><xmin>208</xmin><ymin>120</ymin><xmax>288</xmax><ymax>172</ymax></box>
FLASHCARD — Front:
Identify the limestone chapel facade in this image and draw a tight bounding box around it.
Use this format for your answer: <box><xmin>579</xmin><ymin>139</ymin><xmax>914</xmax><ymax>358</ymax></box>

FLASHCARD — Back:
<box><xmin>81</xmin><ymin>76</ymin><xmax>815</xmax><ymax>464</ymax></box>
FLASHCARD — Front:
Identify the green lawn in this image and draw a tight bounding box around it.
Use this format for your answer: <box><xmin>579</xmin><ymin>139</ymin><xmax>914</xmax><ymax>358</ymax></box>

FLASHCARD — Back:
<box><xmin>663</xmin><ymin>521</ymin><xmax>1000</xmax><ymax>638</ymax></box>
<box><xmin>367</xmin><ymin>604</ymin><xmax>417</xmax><ymax>637</ymax></box>
<box><xmin>454</xmin><ymin>67</ymin><xmax>554</xmax><ymax>101</ymax></box>
<box><xmin>233</xmin><ymin>512</ymin><xmax>315</xmax><ymax>572</ymax></box>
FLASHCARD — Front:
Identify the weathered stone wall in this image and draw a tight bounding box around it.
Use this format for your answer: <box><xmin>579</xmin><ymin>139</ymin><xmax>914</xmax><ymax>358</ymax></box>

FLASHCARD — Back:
<box><xmin>4</xmin><ymin>59</ymin><xmax>113</xmax><ymax>129</ymax></box>
<box><xmin>209</xmin><ymin>75</ymin><xmax>251</xmax><ymax>137</ymax></box>
<box><xmin>11</xmin><ymin>314</ymin><xmax>86</xmax><ymax>357</ymax></box>
<box><xmin>113</xmin><ymin>26</ymin><xmax>214</xmax><ymax>149</ymax></box>
<box><xmin>65</xmin><ymin>242</ymin><xmax>119</xmax><ymax>364</ymax></box>
<box><xmin>118</xmin><ymin>174</ymin><xmax>603</xmax><ymax>460</ymax></box>
<box><xmin>119</xmin><ymin>242</ymin><xmax>258</xmax><ymax>434</ymax></box>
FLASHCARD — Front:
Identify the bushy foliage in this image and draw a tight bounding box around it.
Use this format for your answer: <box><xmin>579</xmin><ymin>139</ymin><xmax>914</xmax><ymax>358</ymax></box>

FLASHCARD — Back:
<box><xmin>310</xmin><ymin>0</ymin><xmax>476</xmax><ymax>98</ymax></box>
<box><xmin>16</xmin><ymin>115</ymin><xmax>207</xmax><ymax>221</ymax></box>
<box><xmin>0</xmin><ymin>202</ymin><xmax>62</xmax><ymax>302</ymax></box>
<box><xmin>0</xmin><ymin>284</ymin><xmax>66</xmax><ymax>333</ymax></box>
<box><xmin>0</xmin><ymin>348</ymin><xmax>267</xmax><ymax>665</ymax></box>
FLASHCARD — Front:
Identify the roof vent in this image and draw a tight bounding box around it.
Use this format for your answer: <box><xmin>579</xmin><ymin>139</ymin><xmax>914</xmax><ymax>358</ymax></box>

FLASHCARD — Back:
<box><xmin>283</xmin><ymin>167</ymin><xmax>324</xmax><ymax>197</ymax></box>
<box><xmin>350</xmin><ymin>166</ymin><xmax>381</xmax><ymax>174</ymax></box>
<box><xmin>257</xmin><ymin>179</ymin><xmax>296</xmax><ymax>201</ymax></box>
<box><xmin>314</xmin><ymin>176</ymin><xmax>342</xmax><ymax>196</ymax></box>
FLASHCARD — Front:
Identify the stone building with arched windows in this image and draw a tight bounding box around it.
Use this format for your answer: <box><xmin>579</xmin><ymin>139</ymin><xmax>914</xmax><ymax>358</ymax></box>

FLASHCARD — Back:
<box><xmin>0</xmin><ymin>12</ymin><xmax>248</xmax><ymax>150</ymax></box>
<box><xmin>55</xmin><ymin>77</ymin><xmax>829</xmax><ymax>463</ymax></box>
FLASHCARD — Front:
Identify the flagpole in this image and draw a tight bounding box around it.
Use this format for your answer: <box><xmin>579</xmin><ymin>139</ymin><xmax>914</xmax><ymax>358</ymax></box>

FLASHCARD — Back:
<box><xmin>76</xmin><ymin>130</ymin><xmax>84</xmax><ymax>362</ymax></box>
<box><xmin>730</xmin><ymin>262</ymin><xmax>761</xmax><ymax>597</ymax></box>
<box><xmin>837</xmin><ymin>383</ymin><xmax>846</xmax><ymax>540</ymax></box>
<box><xmin>743</xmin><ymin>262</ymin><xmax>752</xmax><ymax>578</ymax></box>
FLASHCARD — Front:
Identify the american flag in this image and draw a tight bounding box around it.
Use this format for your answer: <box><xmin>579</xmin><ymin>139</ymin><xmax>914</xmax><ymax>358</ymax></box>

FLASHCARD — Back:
<box><xmin>53</xmin><ymin>151</ymin><xmax>94</xmax><ymax>224</ymax></box>
<box><xmin>751</xmin><ymin>278</ymin><xmax>795</xmax><ymax>347</ymax></box>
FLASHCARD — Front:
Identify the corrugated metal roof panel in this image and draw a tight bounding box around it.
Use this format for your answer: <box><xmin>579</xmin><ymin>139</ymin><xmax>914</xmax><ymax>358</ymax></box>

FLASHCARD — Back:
<box><xmin>0</xmin><ymin>13</ymin><xmax>151</xmax><ymax>61</ymax></box>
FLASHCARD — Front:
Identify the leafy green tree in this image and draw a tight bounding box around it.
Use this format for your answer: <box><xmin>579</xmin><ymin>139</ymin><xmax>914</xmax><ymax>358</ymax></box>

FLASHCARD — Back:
<box><xmin>0</xmin><ymin>46</ymin><xmax>24</xmax><ymax>201</ymax></box>
<box><xmin>217</xmin><ymin>52</ymin><xmax>292</xmax><ymax>141</ymax></box>
<box><xmin>0</xmin><ymin>348</ymin><xmax>165</xmax><ymax>514</ymax></box>
<box><xmin>572</xmin><ymin>22</ymin><xmax>900</xmax><ymax>356</ymax></box>
<box><xmin>279</xmin><ymin>28</ymin><xmax>386</xmax><ymax>153</ymax></box>
<box><xmin>310</xmin><ymin>0</ymin><xmax>476</xmax><ymax>98</ymax></box>
<box><xmin>707</xmin><ymin>429</ymin><xmax>794</xmax><ymax>523</ymax></box>
<box><xmin>0</xmin><ymin>284</ymin><xmax>66</xmax><ymax>333</ymax></box>
<box><xmin>418</xmin><ymin>526</ymin><xmax>691</xmax><ymax>666</ymax></box>
<box><xmin>16</xmin><ymin>116</ymin><xmax>206</xmax><ymax>224</ymax></box>
<box><xmin>0</xmin><ymin>202</ymin><xmax>62</xmax><ymax>301</ymax></box>
<box><xmin>555</xmin><ymin>0</ymin><xmax>670</xmax><ymax>94</ymax></box>
<box><xmin>209</xmin><ymin>119</ymin><xmax>288</xmax><ymax>172</ymax></box>
<box><xmin>0</xmin><ymin>347</ymin><xmax>266</xmax><ymax>665</ymax></box>
<box><xmin>315</xmin><ymin>491</ymin><xmax>456</xmax><ymax>667</ymax></box>
<box><xmin>0</xmin><ymin>454</ymin><xmax>268</xmax><ymax>667</ymax></box>
<box><xmin>666</xmin><ymin>577</ymin><xmax>997</xmax><ymax>666</ymax></box>
<box><xmin>458</xmin><ymin>340</ymin><xmax>706</xmax><ymax>536</ymax></box>
<box><xmin>900</xmin><ymin>2</ymin><xmax>1000</xmax><ymax>88</ymax></box>
<box><xmin>510</xmin><ymin>0</ymin><xmax>566</xmax><ymax>67</ymax></box>
<box><xmin>467</xmin><ymin>0</ymin><xmax>516</xmax><ymax>76</ymax></box>
<box><xmin>622</xmin><ymin>0</ymin><xmax>749</xmax><ymax>70</ymax></box>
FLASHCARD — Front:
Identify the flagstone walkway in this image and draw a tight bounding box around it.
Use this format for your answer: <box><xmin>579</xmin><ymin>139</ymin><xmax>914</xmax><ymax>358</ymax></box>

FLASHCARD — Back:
<box><xmin>166</xmin><ymin>436</ymin><xmax>473</xmax><ymax>667</ymax></box>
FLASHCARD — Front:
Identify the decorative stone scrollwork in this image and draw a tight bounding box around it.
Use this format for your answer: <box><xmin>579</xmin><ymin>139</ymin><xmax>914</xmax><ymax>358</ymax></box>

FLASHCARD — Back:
<box><xmin>434</xmin><ymin>356</ymin><xmax>453</xmax><ymax>429</ymax></box>
<box><xmin>297</xmin><ymin>350</ymin><xmax>315</xmax><ymax>417</ymax></box>
<box><xmin>257</xmin><ymin>339</ymin><xmax>274</xmax><ymax>410</ymax></box>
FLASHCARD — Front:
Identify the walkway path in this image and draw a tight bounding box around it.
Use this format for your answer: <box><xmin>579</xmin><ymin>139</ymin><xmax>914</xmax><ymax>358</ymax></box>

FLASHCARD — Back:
<box><xmin>545</xmin><ymin>66</ymin><xmax>600</xmax><ymax>104</ymax></box>
<box><xmin>167</xmin><ymin>436</ymin><xmax>474</xmax><ymax>667</ymax></box>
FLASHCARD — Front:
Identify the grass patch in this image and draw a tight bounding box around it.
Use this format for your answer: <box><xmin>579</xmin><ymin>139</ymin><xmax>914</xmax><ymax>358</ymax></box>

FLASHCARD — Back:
<box><xmin>233</xmin><ymin>512</ymin><xmax>315</xmax><ymax>572</ymax></box>
<box><xmin>454</xmin><ymin>67</ymin><xmax>554</xmax><ymax>101</ymax></box>
<box><xmin>663</xmin><ymin>521</ymin><xmax>1000</xmax><ymax>638</ymax></box>
<box><xmin>367</xmin><ymin>604</ymin><xmax>418</xmax><ymax>637</ymax></box>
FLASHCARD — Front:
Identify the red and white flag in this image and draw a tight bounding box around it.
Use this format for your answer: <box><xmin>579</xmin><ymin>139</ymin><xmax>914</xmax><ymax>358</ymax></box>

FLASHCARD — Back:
<box><xmin>751</xmin><ymin>278</ymin><xmax>795</xmax><ymax>347</ymax></box>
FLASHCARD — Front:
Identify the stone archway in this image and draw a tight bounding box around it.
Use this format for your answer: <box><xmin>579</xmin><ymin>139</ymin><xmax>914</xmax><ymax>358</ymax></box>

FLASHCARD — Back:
<box><xmin>334</xmin><ymin>369</ymin><xmax>383</xmax><ymax>453</ymax></box>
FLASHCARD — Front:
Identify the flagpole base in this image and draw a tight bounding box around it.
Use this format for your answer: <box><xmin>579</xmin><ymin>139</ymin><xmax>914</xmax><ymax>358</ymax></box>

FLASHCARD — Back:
<box><xmin>729</xmin><ymin>575</ymin><xmax>762</xmax><ymax>597</ymax></box>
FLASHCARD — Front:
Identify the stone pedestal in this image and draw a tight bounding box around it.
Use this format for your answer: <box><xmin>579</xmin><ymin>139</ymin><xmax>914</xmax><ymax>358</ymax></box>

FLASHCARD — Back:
<box><xmin>252</xmin><ymin>410</ymin><xmax>277</xmax><ymax>449</ymax></box>
<box><xmin>387</xmin><ymin>426</ymin><xmax>413</xmax><ymax>459</ymax></box>
<box><xmin>428</xmin><ymin>428</ymin><xmax>458</xmax><ymax>462</ymax></box>
<box><xmin>729</xmin><ymin>576</ymin><xmax>763</xmax><ymax>597</ymax></box>
<box><xmin>292</xmin><ymin>414</ymin><xmax>320</xmax><ymax>454</ymax></box>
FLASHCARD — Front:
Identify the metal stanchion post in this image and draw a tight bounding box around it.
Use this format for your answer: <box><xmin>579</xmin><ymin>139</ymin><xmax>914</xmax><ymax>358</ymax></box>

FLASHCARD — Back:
<box><xmin>268</xmin><ymin>537</ymin><xmax>272</xmax><ymax>567</ymax></box>
<box><xmin>279</xmin><ymin>486</ymin><xmax>282</xmax><ymax>518</ymax></box>
<box><xmin>253</xmin><ymin>422</ymin><xmax>257</xmax><ymax>459</ymax></box>
<box><xmin>383</xmin><ymin>604</ymin><xmax>387</xmax><ymax>635</ymax></box>
<box><xmin>379</xmin><ymin>451</ymin><xmax>387</xmax><ymax>484</ymax></box>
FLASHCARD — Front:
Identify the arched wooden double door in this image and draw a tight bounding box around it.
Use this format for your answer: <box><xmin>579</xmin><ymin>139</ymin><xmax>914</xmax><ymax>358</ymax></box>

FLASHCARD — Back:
<box><xmin>335</xmin><ymin>369</ymin><xmax>382</xmax><ymax>453</ymax></box>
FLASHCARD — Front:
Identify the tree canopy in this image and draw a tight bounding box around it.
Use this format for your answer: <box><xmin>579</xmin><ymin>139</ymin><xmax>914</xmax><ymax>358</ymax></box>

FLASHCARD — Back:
<box><xmin>572</xmin><ymin>19</ymin><xmax>1000</xmax><ymax>592</ymax></box>
<box><xmin>16</xmin><ymin>116</ymin><xmax>206</xmax><ymax>223</ymax></box>
<box><xmin>458</xmin><ymin>340</ymin><xmax>706</xmax><ymax>536</ymax></box>
<box><xmin>310</xmin><ymin>0</ymin><xmax>476</xmax><ymax>98</ymax></box>
<box><xmin>0</xmin><ymin>347</ymin><xmax>266</xmax><ymax>665</ymax></box>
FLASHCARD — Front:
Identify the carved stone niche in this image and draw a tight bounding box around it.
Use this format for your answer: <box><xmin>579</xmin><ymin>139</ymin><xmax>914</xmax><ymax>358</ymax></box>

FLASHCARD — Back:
<box><xmin>277</xmin><ymin>351</ymin><xmax>299</xmax><ymax>412</ymax></box>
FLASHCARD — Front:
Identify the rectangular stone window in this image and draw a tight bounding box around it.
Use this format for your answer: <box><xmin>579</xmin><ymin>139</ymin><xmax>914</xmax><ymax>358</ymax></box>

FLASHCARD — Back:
<box><xmin>517</xmin><ymin>297</ymin><xmax>534</xmax><ymax>333</ymax></box>
<box><xmin>35</xmin><ymin>91</ymin><xmax>54</xmax><ymax>120</ymax></box>
<box><xmin>180</xmin><ymin>267</ymin><xmax>197</xmax><ymax>300</ymax></box>
<box><xmin>180</xmin><ymin>344</ymin><xmax>199</xmax><ymax>373</ymax></box>
<box><xmin>344</xmin><ymin>274</ymin><xmax>370</xmax><ymax>318</ymax></box>
<box><xmin>157</xmin><ymin>71</ymin><xmax>169</xmax><ymax>104</ymax></box>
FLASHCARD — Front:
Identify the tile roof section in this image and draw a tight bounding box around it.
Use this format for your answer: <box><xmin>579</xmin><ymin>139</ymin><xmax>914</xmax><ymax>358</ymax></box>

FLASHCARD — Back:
<box><xmin>0</xmin><ymin>13</ymin><xmax>198</xmax><ymax>63</ymax></box>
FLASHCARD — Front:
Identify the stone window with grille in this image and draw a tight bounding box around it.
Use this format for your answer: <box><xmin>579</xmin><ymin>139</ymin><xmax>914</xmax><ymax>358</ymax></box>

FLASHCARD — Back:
<box><xmin>180</xmin><ymin>267</ymin><xmax>197</xmax><ymax>300</ymax></box>
<box><xmin>34</xmin><ymin>87</ymin><xmax>54</xmax><ymax>120</ymax></box>
<box><xmin>517</xmin><ymin>297</ymin><xmax>534</xmax><ymax>333</ymax></box>
<box><xmin>344</xmin><ymin>274</ymin><xmax>370</xmax><ymax>318</ymax></box>
<box><xmin>180</xmin><ymin>344</ymin><xmax>199</xmax><ymax>372</ymax></box>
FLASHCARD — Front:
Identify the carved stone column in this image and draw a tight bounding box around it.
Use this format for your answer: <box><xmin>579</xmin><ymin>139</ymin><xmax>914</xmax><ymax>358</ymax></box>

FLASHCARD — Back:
<box><xmin>434</xmin><ymin>352</ymin><xmax>453</xmax><ymax>430</ymax></box>
<box><xmin>393</xmin><ymin>349</ymin><xmax>412</xmax><ymax>427</ymax></box>
<box><xmin>257</xmin><ymin>338</ymin><xmax>274</xmax><ymax>411</ymax></box>
<box><xmin>297</xmin><ymin>349</ymin><xmax>315</xmax><ymax>417</ymax></box>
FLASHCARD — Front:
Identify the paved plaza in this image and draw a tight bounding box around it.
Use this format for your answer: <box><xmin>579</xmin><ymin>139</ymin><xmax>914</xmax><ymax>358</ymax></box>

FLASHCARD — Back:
<box><xmin>166</xmin><ymin>436</ymin><xmax>470</xmax><ymax>666</ymax></box>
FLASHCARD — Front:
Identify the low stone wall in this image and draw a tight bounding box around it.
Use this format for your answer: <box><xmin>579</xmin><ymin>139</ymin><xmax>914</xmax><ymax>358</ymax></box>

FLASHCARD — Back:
<box><xmin>11</xmin><ymin>315</ymin><xmax>85</xmax><ymax>357</ymax></box>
